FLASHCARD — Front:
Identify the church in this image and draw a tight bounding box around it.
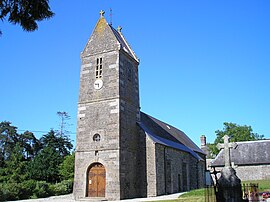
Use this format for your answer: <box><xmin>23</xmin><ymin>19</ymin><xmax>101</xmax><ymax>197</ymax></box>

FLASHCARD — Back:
<box><xmin>73</xmin><ymin>11</ymin><xmax>206</xmax><ymax>201</ymax></box>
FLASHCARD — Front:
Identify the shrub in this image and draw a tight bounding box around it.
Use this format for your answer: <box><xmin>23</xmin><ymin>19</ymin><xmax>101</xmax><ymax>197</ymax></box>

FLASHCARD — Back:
<box><xmin>0</xmin><ymin>180</ymin><xmax>73</xmax><ymax>201</ymax></box>
<box><xmin>0</xmin><ymin>184</ymin><xmax>6</xmax><ymax>201</ymax></box>
<box><xmin>18</xmin><ymin>180</ymin><xmax>36</xmax><ymax>199</ymax></box>
<box><xmin>59</xmin><ymin>153</ymin><xmax>75</xmax><ymax>181</ymax></box>
<box><xmin>0</xmin><ymin>182</ymin><xmax>21</xmax><ymax>201</ymax></box>
<box><xmin>0</xmin><ymin>187</ymin><xmax>3</xmax><ymax>201</ymax></box>
<box><xmin>50</xmin><ymin>179</ymin><xmax>73</xmax><ymax>196</ymax></box>
<box><xmin>32</xmin><ymin>181</ymin><xmax>51</xmax><ymax>198</ymax></box>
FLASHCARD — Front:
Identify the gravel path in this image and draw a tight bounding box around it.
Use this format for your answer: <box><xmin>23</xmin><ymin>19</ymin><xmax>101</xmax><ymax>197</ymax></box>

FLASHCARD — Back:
<box><xmin>16</xmin><ymin>193</ymin><xmax>184</xmax><ymax>202</ymax></box>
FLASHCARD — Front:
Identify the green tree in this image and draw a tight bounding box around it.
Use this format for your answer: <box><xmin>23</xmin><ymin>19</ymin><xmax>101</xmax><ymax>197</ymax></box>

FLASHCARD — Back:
<box><xmin>28</xmin><ymin>146</ymin><xmax>62</xmax><ymax>183</ymax></box>
<box><xmin>0</xmin><ymin>122</ymin><xmax>41</xmax><ymax>164</ymax></box>
<box><xmin>0</xmin><ymin>120</ymin><xmax>74</xmax><ymax>199</ymax></box>
<box><xmin>59</xmin><ymin>153</ymin><xmax>75</xmax><ymax>181</ymax></box>
<box><xmin>0</xmin><ymin>122</ymin><xmax>41</xmax><ymax>184</ymax></box>
<box><xmin>29</xmin><ymin>129</ymin><xmax>73</xmax><ymax>183</ymax></box>
<box><xmin>2</xmin><ymin>144</ymin><xmax>28</xmax><ymax>183</ymax></box>
<box><xmin>0</xmin><ymin>121</ymin><xmax>19</xmax><ymax>164</ymax></box>
<box><xmin>20</xmin><ymin>131</ymin><xmax>42</xmax><ymax>160</ymax></box>
<box><xmin>40</xmin><ymin>129</ymin><xmax>73</xmax><ymax>157</ymax></box>
<box><xmin>208</xmin><ymin>122</ymin><xmax>264</xmax><ymax>158</ymax></box>
<box><xmin>0</xmin><ymin>0</ymin><xmax>54</xmax><ymax>34</ymax></box>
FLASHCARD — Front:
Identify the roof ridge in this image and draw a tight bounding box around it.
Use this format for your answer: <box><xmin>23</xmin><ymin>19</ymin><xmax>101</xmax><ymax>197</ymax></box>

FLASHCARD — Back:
<box><xmin>235</xmin><ymin>139</ymin><xmax>270</xmax><ymax>144</ymax></box>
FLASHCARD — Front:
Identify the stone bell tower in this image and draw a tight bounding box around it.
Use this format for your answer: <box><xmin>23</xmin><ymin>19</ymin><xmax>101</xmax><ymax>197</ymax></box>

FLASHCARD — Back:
<box><xmin>73</xmin><ymin>11</ymin><xmax>140</xmax><ymax>200</ymax></box>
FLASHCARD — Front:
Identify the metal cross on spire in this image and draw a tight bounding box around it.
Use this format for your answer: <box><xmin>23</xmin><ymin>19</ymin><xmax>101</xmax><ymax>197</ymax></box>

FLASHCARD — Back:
<box><xmin>100</xmin><ymin>10</ymin><xmax>105</xmax><ymax>17</ymax></box>
<box><xmin>117</xmin><ymin>26</ymin><xmax>122</xmax><ymax>33</ymax></box>
<box><xmin>217</xmin><ymin>135</ymin><xmax>237</xmax><ymax>167</ymax></box>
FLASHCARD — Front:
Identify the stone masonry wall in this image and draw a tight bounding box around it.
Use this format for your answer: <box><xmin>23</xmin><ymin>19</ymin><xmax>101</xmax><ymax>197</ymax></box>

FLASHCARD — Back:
<box><xmin>155</xmin><ymin>144</ymin><xmax>203</xmax><ymax>195</ymax></box>
<box><xmin>236</xmin><ymin>165</ymin><xmax>270</xmax><ymax>181</ymax></box>
<box><xmin>212</xmin><ymin>164</ymin><xmax>270</xmax><ymax>182</ymax></box>
<box><xmin>197</xmin><ymin>160</ymin><xmax>206</xmax><ymax>188</ymax></box>
<box><xmin>75</xmin><ymin>17</ymin><xmax>142</xmax><ymax>199</ymax></box>
<box><xmin>78</xmin><ymin>51</ymin><xmax>120</xmax><ymax>103</ymax></box>
<box><xmin>119</xmin><ymin>51</ymin><xmax>140</xmax><ymax>199</ymax></box>
<box><xmin>74</xmin><ymin>22</ymin><xmax>122</xmax><ymax>200</ymax></box>
<box><xmin>145</xmin><ymin>135</ymin><xmax>157</xmax><ymax>197</ymax></box>
<box><xmin>136</xmin><ymin>127</ymin><xmax>147</xmax><ymax>197</ymax></box>
<box><xmin>74</xmin><ymin>150</ymin><xmax>120</xmax><ymax>200</ymax></box>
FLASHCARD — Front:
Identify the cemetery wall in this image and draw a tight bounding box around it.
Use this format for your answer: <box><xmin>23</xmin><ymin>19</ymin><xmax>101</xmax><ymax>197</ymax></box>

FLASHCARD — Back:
<box><xmin>236</xmin><ymin>165</ymin><xmax>270</xmax><ymax>181</ymax></box>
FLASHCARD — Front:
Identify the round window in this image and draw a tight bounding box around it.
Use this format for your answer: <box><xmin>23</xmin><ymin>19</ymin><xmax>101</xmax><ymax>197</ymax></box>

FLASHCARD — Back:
<box><xmin>93</xmin><ymin>134</ymin><xmax>101</xmax><ymax>142</ymax></box>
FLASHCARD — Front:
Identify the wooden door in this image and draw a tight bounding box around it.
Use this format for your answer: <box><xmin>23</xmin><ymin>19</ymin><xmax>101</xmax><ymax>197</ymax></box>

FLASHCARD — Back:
<box><xmin>87</xmin><ymin>163</ymin><xmax>106</xmax><ymax>197</ymax></box>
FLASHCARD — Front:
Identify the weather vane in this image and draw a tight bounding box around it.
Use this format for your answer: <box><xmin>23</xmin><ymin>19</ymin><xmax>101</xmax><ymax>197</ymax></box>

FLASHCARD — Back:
<box><xmin>110</xmin><ymin>8</ymin><xmax>113</xmax><ymax>25</ymax></box>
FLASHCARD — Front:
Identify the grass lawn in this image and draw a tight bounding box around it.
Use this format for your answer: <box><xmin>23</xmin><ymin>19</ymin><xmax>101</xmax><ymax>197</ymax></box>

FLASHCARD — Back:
<box><xmin>151</xmin><ymin>189</ymin><xmax>206</xmax><ymax>202</ymax></box>
<box><xmin>177</xmin><ymin>188</ymin><xmax>206</xmax><ymax>202</ymax></box>
<box><xmin>151</xmin><ymin>179</ymin><xmax>270</xmax><ymax>201</ymax></box>
<box><xmin>243</xmin><ymin>179</ymin><xmax>270</xmax><ymax>192</ymax></box>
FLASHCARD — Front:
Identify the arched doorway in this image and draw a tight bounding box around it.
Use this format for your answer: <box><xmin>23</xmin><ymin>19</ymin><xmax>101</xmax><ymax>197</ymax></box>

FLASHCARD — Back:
<box><xmin>86</xmin><ymin>163</ymin><xmax>106</xmax><ymax>197</ymax></box>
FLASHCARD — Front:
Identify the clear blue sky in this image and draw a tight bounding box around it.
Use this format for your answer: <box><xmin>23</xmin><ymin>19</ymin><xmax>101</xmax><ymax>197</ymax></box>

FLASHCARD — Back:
<box><xmin>1</xmin><ymin>0</ymin><xmax>270</xmax><ymax>146</ymax></box>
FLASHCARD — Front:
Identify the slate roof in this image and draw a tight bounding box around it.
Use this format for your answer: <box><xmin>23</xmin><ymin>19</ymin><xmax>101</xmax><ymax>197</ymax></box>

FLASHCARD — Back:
<box><xmin>210</xmin><ymin>139</ymin><xmax>270</xmax><ymax>167</ymax></box>
<box><xmin>109</xmin><ymin>25</ymin><xmax>139</xmax><ymax>63</ymax></box>
<box><xmin>82</xmin><ymin>14</ymin><xmax>139</xmax><ymax>63</ymax></box>
<box><xmin>138</xmin><ymin>112</ymin><xmax>205</xmax><ymax>161</ymax></box>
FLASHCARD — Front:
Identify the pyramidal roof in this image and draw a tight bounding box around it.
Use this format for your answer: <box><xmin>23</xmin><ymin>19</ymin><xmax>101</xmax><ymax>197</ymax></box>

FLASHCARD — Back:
<box><xmin>82</xmin><ymin>10</ymin><xmax>139</xmax><ymax>63</ymax></box>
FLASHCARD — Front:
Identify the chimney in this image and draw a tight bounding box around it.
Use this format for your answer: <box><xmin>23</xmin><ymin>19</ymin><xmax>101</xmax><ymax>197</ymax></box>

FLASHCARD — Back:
<box><xmin>200</xmin><ymin>135</ymin><xmax>206</xmax><ymax>147</ymax></box>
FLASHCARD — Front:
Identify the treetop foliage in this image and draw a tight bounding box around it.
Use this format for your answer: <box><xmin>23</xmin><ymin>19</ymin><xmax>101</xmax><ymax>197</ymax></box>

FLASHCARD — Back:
<box><xmin>0</xmin><ymin>0</ymin><xmax>54</xmax><ymax>34</ymax></box>
<box><xmin>214</xmin><ymin>122</ymin><xmax>264</xmax><ymax>144</ymax></box>
<box><xmin>207</xmin><ymin>122</ymin><xmax>264</xmax><ymax>158</ymax></box>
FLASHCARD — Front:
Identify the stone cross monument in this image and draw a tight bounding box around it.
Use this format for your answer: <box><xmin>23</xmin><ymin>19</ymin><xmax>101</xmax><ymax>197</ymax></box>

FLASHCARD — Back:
<box><xmin>217</xmin><ymin>135</ymin><xmax>237</xmax><ymax>167</ymax></box>
<box><xmin>216</xmin><ymin>135</ymin><xmax>242</xmax><ymax>202</ymax></box>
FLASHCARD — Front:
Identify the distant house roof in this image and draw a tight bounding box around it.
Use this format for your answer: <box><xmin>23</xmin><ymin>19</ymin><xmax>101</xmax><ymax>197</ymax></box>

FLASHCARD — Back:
<box><xmin>210</xmin><ymin>139</ymin><xmax>270</xmax><ymax>167</ymax></box>
<box><xmin>138</xmin><ymin>112</ymin><xmax>205</xmax><ymax>161</ymax></box>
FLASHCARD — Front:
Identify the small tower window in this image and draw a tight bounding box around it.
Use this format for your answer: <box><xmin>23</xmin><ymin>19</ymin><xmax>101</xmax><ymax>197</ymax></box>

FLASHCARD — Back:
<box><xmin>95</xmin><ymin>58</ymin><xmax>103</xmax><ymax>79</ymax></box>
<box><xmin>128</xmin><ymin>68</ymin><xmax>132</xmax><ymax>81</ymax></box>
<box><xmin>127</xmin><ymin>62</ymin><xmax>133</xmax><ymax>81</ymax></box>
<box><xmin>93</xmin><ymin>133</ymin><xmax>101</xmax><ymax>142</ymax></box>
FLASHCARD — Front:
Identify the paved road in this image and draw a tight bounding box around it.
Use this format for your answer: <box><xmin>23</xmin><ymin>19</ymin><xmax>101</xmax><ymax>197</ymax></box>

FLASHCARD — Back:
<box><xmin>17</xmin><ymin>193</ymin><xmax>184</xmax><ymax>202</ymax></box>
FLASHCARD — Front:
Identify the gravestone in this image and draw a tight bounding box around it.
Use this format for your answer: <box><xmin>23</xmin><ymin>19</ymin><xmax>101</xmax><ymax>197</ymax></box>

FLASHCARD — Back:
<box><xmin>216</xmin><ymin>135</ymin><xmax>243</xmax><ymax>202</ymax></box>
